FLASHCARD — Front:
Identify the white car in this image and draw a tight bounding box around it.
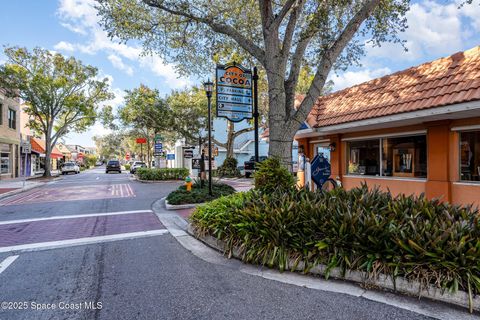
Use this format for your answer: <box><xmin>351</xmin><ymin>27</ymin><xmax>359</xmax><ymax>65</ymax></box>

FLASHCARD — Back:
<box><xmin>130</xmin><ymin>161</ymin><xmax>147</xmax><ymax>173</ymax></box>
<box><xmin>62</xmin><ymin>162</ymin><xmax>80</xmax><ymax>175</ymax></box>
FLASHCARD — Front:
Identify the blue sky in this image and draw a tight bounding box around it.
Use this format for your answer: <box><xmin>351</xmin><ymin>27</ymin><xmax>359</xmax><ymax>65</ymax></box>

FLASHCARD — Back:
<box><xmin>1</xmin><ymin>0</ymin><xmax>479</xmax><ymax>146</ymax></box>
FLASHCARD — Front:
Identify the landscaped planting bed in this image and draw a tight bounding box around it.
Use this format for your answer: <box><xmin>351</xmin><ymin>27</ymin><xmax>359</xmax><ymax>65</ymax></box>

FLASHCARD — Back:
<box><xmin>136</xmin><ymin>168</ymin><xmax>189</xmax><ymax>180</ymax></box>
<box><xmin>166</xmin><ymin>181</ymin><xmax>236</xmax><ymax>205</ymax></box>
<box><xmin>191</xmin><ymin>184</ymin><xmax>480</xmax><ymax>311</ymax></box>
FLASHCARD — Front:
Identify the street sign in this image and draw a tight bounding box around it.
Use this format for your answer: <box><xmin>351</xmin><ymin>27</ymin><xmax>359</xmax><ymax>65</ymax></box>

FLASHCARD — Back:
<box><xmin>154</xmin><ymin>151</ymin><xmax>166</xmax><ymax>157</ymax></box>
<box><xmin>154</xmin><ymin>142</ymin><xmax>163</xmax><ymax>153</ymax></box>
<box><xmin>216</xmin><ymin>63</ymin><xmax>253</xmax><ymax>122</ymax></box>
<box><xmin>136</xmin><ymin>137</ymin><xmax>146</xmax><ymax>144</ymax></box>
<box><xmin>310</xmin><ymin>154</ymin><xmax>331</xmax><ymax>188</ymax></box>
<box><xmin>183</xmin><ymin>149</ymin><xmax>193</xmax><ymax>158</ymax></box>
<box><xmin>21</xmin><ymin>142</ymin><xmax>31</xmax><ymax>154</ymax></box>
<box><xmin>166</xmin><ymin>154</ymin><xmax>175</xmax><ymax>160</ymax></box>
<box><xmin>155</xmin><ymin>134</ymin><xmax>162</xmax><ymax>140</ymax></box>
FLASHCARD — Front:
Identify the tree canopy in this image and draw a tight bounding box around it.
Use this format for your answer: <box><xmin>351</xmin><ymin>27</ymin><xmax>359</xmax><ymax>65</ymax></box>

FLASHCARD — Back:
<box><xmin>96</xmin><ymin>0</ymin><xmax>410</xmax><ymax>165</ymax></box>
<box><xmin>0</xmin><ymin>46</ymin><xmax>113</xmax><ymax>176</ymax></box>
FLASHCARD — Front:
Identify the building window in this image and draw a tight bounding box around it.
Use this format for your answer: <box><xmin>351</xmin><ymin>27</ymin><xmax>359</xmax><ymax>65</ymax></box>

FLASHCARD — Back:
<box><xmin>460</xmin><ymin>131</ymin><xmax>480</xmax><ymax>182</ymax></box>
<box><xmin>0</xmin><ymin>102</ymin><xmax>3</xmax><ymax>125</ymax></box>
<box><xmin>382</xmin><ymin>135</ymin><xmax>427</xmax><ymax>178</ymax></box>
<box><xmin>8</xmin><ymin>108</ymin><xmax>16</xmax><ymax>129</ymax></box>
<box><xmin>347</xmin><ymin>135</ymin><xmax>427</xmax><ymax>178</ymax></box>
<box><xmin>347</xmin><ymin>139</ymin><xmax>380</xmax><ymax>175</ymax></box>
<box><xmin>1</xmin><ymin>144</ymin><xmax>11</xmax><ymax>174</ymax></box>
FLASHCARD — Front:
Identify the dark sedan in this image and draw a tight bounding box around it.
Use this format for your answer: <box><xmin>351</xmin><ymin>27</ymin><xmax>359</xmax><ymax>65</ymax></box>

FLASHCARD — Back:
<box><xmin>106</xmin><ymin>160</ymin><xmax>122</xmax><ymax>173</ymax></box>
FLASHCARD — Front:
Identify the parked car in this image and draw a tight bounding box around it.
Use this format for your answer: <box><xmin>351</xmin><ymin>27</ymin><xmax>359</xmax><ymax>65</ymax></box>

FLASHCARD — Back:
<box><xmin>244</xmin><ymin>156</ymin><xmax>268</xmax><ymax>178</ymax></box>
<box><xmin>62</xmin><ymin>162</ymin><xmax>80</xmax><ymax>175</ymax></box>
<box><xmin>95</xmin><ymin>161</ymin><xmax>103</xmax><ymax>166</ymax></box>
<box><xmin>130</xmin><ymin>161</ymin><xmax>147</xmax><ymax>174</ymax></box>
<box><xmin>106</xmin><ymin>160</ymin><xmax>121</xmax><ymax>173</ymax></box>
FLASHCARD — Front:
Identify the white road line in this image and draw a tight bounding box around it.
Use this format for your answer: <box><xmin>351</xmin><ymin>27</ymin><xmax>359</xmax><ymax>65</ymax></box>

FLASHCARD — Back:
<box><xmin>0</xmin><ymin>255</ymin><xmax>19</xmax><ymax>274</ymax></box>
<box><xmin>0</xmin><ymin>230</ymin><xmax>169</xmax><ymax>253</ymax></box>
<box><xmin>0</xmin><ymin>209</ymin><xmax>153</xmax><ymax>225</ymax></box>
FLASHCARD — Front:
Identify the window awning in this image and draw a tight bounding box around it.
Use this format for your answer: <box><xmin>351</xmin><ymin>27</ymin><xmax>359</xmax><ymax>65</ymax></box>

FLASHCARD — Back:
<box><xmin>31</xmin><ymin>138</ymin><xmax>63</xmax><ymax>159</ymax></box>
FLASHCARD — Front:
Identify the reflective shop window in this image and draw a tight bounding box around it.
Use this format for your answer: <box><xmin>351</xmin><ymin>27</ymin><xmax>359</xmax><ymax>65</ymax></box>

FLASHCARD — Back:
<box><xmin>382</xmin><ymin>135</ymin><xmax>427</xmax><ymax>178</ymax></box>
<box><xmin>1</xmin><ymin>143</ymin><xmax>11</xmax><ymax>174</ymax></box>
<box><xmin>347</xmin><ymin>140</ymin><xmax>380</xmax><ymax>175</ymax></box>
<box><xmin>460</xmin><ymin>131</ymin><xmax>480</xmax><ymax>182</ymax></box>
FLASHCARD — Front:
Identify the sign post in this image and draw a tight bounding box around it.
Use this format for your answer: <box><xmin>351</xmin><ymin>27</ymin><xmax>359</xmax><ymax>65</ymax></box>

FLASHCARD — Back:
<box><xmin>21</xmin><ymin>140</ymin><xmax>31</xmax><ymax>188</ymax></box>
<box><xmin>136</xmin><ymin>137</ymin><xmax>146</xmax><ymax>161</ymax></box>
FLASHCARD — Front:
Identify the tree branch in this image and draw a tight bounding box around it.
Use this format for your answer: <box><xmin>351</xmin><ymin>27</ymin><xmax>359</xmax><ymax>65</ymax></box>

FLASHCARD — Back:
<box><xmin>232</xmin><ymin>126</ymin><xmax>254</xmax><ymax>138</ymax></box>
<box><xmin>293</xmin><ymin>0</ymin><xmax>381</xmax><ymax>123</ymax></box>
<box><xmin>143</xmin><ymin>0</ymin><xmax>266</xmax><ymax>64</ymax></box>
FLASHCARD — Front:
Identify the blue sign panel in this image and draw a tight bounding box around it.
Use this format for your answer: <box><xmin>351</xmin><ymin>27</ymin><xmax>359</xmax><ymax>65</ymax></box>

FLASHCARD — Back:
<box><xmin>166</xmin><ymin>154</ymin><xmax>175</xmax><ymax>160</ymax></box>
<box><xmin>216</xmin><ymin>63</ymin><xmax>253</xmax><ymax>122</ymax></box>
<box><xmin>310</xmin><ymin>154</ymin><xmax>331</xmax><ymax>188</ymax></box>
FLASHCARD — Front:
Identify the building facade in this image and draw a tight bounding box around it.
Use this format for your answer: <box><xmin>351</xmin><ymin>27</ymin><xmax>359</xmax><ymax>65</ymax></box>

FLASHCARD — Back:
<box><xmin>295</xmin><ymin>46</ymin><xmax>480</xmax><ymax>207</ymax></box>
<box><xmin>0</xmin><ymin>89</ymin><xmax>20</xmax><ymax>180</ymax></box>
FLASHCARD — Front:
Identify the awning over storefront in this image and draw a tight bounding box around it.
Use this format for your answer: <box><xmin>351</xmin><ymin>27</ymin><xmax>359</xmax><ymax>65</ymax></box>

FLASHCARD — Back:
<box><xmin>31</xmin><ymin>138</ymin><xmax>63</xmax><ymax>159</ymax></box>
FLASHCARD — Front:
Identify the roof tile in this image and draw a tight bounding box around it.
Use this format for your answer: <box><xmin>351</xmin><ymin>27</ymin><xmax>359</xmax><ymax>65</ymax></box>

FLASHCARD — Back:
<box><xmin>311</xmin><ymin>46</ymin><xmax>480</xmax><ymax>128</ymax></box>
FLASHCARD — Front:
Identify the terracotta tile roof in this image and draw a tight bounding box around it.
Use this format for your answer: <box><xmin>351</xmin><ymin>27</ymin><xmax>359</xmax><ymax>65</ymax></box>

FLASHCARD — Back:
<box><xmin>311</xmin><ymin>46</ymin><xmax>480</xmax><ymax>128</ymax></box>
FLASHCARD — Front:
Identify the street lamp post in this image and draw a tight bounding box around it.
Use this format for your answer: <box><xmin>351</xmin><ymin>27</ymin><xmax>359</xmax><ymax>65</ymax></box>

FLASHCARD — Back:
<box><xmin>203</xmin><ymin>80</ymin><xmax>214</xmax><ymax>196</ymax></box>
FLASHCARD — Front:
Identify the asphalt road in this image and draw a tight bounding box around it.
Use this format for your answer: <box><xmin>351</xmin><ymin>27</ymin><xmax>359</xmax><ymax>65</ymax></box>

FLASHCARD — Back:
<box><xmin>0</xmin><ymin>167</ymin><xmax>432</xmax><ymax>320</ymax></box>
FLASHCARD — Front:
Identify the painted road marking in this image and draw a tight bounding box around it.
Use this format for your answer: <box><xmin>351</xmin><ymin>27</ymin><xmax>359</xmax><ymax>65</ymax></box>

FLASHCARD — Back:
<box><xmin>0</xmin><ymin>230</ymin><xmax>169</xmax><ymax>253</ymax></box>
<box><xmin>0</xmin><ymin>209</ymin><xmax>153</xmax><ymax>225</ymax></box>
<box><xmin>0</xmin><ymin>184</ymin><xmax>136</xmax><ymax>206</ymax></box>
<box><xmin>0</xmin><ymin>255</ymin><xmax>19</xmax><ymax>274</ymax></box>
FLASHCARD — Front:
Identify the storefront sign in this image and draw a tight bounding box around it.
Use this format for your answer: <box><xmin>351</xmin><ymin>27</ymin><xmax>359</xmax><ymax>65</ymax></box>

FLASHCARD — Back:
<box><xmin>183</xmin><ymin>149</ymin><xmax>193</xmax><ymax>158</ymax></box>
<box><xmin>310</xmin><ymin>154</ymin><xmax>331</xmax><ymax>188</ymax></box>
<box><xmin>192</xmin><ymin>158</ymin><xmax>201</xmax><ymax>169</ymax></box>
<box><xmin>166</xmin><ymin>154</ymin><xmax>175</xmax><ymax>160</ymax></box>
<box><xmin>216</xmin><ymin>63</ymin><xmax>253</xmax><ymax>122</ymax></box>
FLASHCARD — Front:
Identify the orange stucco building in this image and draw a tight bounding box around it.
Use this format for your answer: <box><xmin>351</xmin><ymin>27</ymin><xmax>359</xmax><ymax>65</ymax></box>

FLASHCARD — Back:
<box><xmin>295</xmin><ymin>46</ymin><xmax>480</xmax><ymax>207</ymax></box>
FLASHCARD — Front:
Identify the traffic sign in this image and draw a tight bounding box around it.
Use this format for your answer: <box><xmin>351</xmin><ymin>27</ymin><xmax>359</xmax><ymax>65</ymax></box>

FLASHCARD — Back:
<box><xmin>154</xmin><ymin>142</ymin><xmax>163</xmax><ymax>153</ymax></box>
<box><xmin>216</xmin><ymin>63</ymin><xmax>253</xmax><ymax>122</ymax></box>
<box><xmin>21</xmin><ymin>142</ymin><xmax>31</xmax><ymax>154</ymax></box>
<box><xmin>166</xmin><ymin>154</ymin><xmax>175</xmax><ymax>160</ymax></box>
<box><xmin>136</xmin><ymin>137</ymin><xmax>146</xmax><ymax>144</ymax></box>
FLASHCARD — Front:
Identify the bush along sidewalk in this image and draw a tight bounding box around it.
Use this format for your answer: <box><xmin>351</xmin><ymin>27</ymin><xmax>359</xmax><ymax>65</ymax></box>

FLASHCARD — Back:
<box><xmin>136</xmin><ymin>167</ymin><xmax>189</xmax><ymax>181</ymax></box>
<box><xmin>166</xmin><ymin>179</ymin><xmax>236</xmax><ymax>205</ymax></box>
<box><xmin>190</xmin><ymin>184</ymin><xmax>480</xmax><ymax>312</ymax></box>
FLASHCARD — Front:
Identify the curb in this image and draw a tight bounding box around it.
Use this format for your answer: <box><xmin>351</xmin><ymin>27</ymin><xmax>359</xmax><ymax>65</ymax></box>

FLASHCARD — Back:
<box><xmin>165</xmin><ymin>200</ymin><xmax>204</xmax><ymax>210</ymax></box>
<box><xmin>187</xmin><ymin>225</ymin><xmax>480</xmax><ymax>313</ymax></box>
<box><xmin>132</xmin><ymin>176</ymin><xmax>183</xmax><ymax>184</ymax></box>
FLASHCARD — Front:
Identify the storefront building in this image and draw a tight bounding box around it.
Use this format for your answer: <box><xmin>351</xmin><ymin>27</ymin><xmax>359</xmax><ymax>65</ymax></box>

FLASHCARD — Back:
<box><xmin>0</xmin><ymin>89</ymin><xmax>20</xmax><ymax>180</ymax></box>
<box><xmin>30</xmin><ymin>138</ymin><xmax>63</xmax><ymax>175</ymax></box>
<box><xmin>296</xmin><ymin>46</ymin><xmax>480</xmax><ymax>207</ymax></box>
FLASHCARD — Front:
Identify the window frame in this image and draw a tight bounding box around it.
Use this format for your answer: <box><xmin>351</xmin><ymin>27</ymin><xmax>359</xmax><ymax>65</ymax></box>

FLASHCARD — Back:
<box><xmin>345</xmin><ymin>133</ymin><xmax>428</xmax><ymax>180</ymax></box>
<box><xmin>458</xmin><ymin>129</ymin><xmax>480</xmax><ymax>184</ymax></box>
<box><xmin>7</xmin><ymin>108</ymin><xmax>16</xmax><ymax>130</ymax></box>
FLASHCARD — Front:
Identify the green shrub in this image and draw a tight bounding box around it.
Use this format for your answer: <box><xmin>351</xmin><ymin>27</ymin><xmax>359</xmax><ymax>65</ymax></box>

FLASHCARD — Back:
<box><xmin>166</xmin><ymin>181</ymin><xmax>236</xmax><ymax>205</ymax></box>
<box><xmin>124</xmin><ymin>164</ymin><xmax>131</xmax><ymax>171</ymax></box>
<box><xmin>191</xmin><ymin>184</ymin><xmax>480</xmax><ymax>312</ymax></box>
<box><xmin>217</xmin><ymin>157</ymin><xmax>241</xmax><ymax>178</ymax></box>
<box><xmin>253</xmin><ymin>157</ymin><xmax>295</xmax><ymax>193</ymax></box>
<box><xmin>136</xmin><ymin>167</ymin><xmax>189</xmax><ymax>180</ymax></box>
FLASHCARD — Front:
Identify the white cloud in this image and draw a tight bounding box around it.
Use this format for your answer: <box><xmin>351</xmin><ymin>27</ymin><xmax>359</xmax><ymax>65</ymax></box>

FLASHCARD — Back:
<box><xmin>56</xmin><ymin>0</ymin><xmax>191</xmax><ymax>90</ymax></box>
<box><xmin>330</xmin><ymin>67</ymin><xmax>392</xmax><ymax>91</ymax></box>
<box><xmin>107</xmin><ymin>54</ymin><xmax>134</xmax><ymax>76</ymax></box>
<box><xmin>53</xmin><ymin>41</ymin><xmax>75</xmax><ymax>52</ymax></box>
<box><xmin>367</xmin><ymin>0</ymin><xmax>480</xmax><ymax>62</ymax></box>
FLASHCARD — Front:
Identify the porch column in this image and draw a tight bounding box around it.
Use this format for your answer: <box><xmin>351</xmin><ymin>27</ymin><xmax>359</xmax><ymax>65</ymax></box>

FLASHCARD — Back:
<box><xmin>425</xmin><ymin>121</ymin><xmax>451</xmax><ymax>202</ymax></box>
<box><xmin>329</xmin><ymin>134</ymin><xmax>342</xmax><ymax>180</ymax></box>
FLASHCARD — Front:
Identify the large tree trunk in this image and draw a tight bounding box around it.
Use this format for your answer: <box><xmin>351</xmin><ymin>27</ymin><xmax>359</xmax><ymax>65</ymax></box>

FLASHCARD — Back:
<box><xmin>44</xmin><ymin>142</ymin><xmax>52</xmax><ymax>177</ymax></box>
<box><xmin>266</xmin><ymin>73</ymin><xmax>298</xmax><ymax>169</ymax></box>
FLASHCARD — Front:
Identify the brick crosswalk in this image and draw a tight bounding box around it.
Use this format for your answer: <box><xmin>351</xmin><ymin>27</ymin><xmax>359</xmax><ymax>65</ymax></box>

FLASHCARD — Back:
<box><xmin>0</xmin><ymin>184</ymin><xmax>135</xmax><ymax>206</ymax></box>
